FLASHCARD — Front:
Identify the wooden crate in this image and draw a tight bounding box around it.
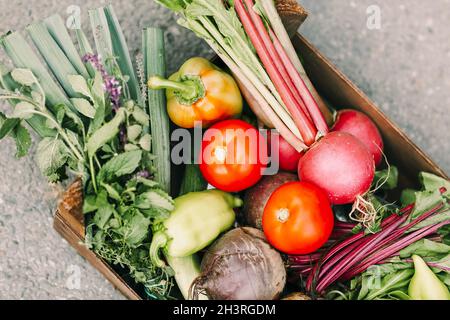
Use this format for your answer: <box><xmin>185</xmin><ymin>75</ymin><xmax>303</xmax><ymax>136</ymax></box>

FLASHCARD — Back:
<box><xmin>53</xmin><ymin>33</ymin><xmax>448</xmax><ymax>300</ymax></box>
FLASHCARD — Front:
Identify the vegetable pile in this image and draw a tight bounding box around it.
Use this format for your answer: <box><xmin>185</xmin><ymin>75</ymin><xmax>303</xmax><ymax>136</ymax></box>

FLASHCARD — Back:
<box><xmin>0</xmin><ymin>0</ymin><xmax>448</xmax><ymax>301</ymax></box>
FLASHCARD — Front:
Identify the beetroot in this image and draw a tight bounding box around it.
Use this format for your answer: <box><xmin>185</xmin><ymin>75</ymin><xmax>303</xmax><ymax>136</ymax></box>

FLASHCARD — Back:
<box><xmin>243</xmin><ymin>172</ymin><xmax>298</xmax><ymax>229</ymax></box>
<box><xmin>332</xmin><ymin>109</ymin><xmax>384</xmax><ymax>166</ymax></box>
<box><xmin>298</xmin><ymin>132</ymin><xmax>375</xmax><ymax>205</ymax></box>
<box><xmin>190</xmin><ymin>227</ymin><xmax>286</xmax><ymax>300</ymax></box>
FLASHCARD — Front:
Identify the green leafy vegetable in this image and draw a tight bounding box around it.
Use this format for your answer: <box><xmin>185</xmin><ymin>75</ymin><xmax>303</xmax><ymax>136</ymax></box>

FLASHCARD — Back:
<box><xmin>71</xmin><ymin>98</ymin><xmax>96</xmax><ymax>118</ymax></box>
<box><xmin>12</xmin><ymin>124</ymin><xmax>32</xmax><ymax>158</ymax></box>
<box><xmin>0</xmin><ymin>117</ymin><xmax>20</xmax><ymax>139</ymax></box>
<box><xmin>36</xmin><ymin>137</ymin><xmax>70</xmax><ymax>182</ymax></box>
<box><xmin>12</xmin><ymin>102</ymin><xmax>36</xmax><ymax>120</ymax></box>
<box><xmin>373</xmin><ymin>166</ymin><xmax>399</xmax><ymax>190</ymax></box>
<box><xmin>87</xmin><ymin>108</ymin><xmax>126</xmax><ymax>158</ymax></box>
<box><xmin>98</xmin><ymin>150</ymin><xmax>143</xmax><ymax>182</ymax></box>
<box><xmin>68</xmin><ymin>75</ymin><xmax>93</xmax><ymax>98</ymax></box>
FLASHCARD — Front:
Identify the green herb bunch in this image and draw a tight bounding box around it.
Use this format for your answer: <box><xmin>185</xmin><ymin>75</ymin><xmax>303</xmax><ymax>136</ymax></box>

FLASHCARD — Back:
<box><xmin>0</xmin><ymin>5</ymin><xmax>173</xmax><ymax>299</ymax></box>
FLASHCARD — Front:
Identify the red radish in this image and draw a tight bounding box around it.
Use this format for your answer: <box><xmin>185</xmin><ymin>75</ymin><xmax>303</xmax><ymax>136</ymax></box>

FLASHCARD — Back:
<box><xmin>332</xmin><ymin>109</ymin><xmax>384</xmax><ymax>166</ymax></box>
<box><xmin>267</xmin><ymin>131</ymin><xmax>303</xmax><ymax>172</ymax></box>
<box><xmin>298</xmin><ymin>132</ymin><xmax>375</xmax><ymax>205</ymax></box>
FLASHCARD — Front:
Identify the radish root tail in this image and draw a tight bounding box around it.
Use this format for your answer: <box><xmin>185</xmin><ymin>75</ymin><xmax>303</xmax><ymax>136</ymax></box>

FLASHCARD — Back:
<box><xmin>349</xmin><ymin>194</ymin><xmax>379</xmax><ymax>232</ymax></box>
<box><xmin>350</xmin><ymin>150</ymin><xmax>394</xmax><ymax>232</ymax></box>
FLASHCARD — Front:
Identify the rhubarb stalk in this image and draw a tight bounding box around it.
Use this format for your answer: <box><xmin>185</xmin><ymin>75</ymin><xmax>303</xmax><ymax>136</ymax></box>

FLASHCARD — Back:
<box><xmin>260</xmin><ymin>0</ymin><xmax>333</xmax><ymax>125</ymax></box>
<box><xmin>235</xmin><ymin>0</ymin><xmax>317</xmax><ymax>145</ymax></box>
<box><xmin>243</xmin><ymin>0</ymin><xmax>312</xmax><ymax>123</ymax></box>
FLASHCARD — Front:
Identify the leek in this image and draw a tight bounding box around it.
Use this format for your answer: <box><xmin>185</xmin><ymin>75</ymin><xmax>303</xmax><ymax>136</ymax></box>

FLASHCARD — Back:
<box><xmin>143</xmin><ymin>28</ymin><xmax>171</xmax><ymax>193</ymax></box>
<box><xmin>44</xmin><ymin>14</ymin><xmax>89</xmax><ymax>78</ymax></box>
<box><xmin>0</xmin><ymin>32</ymin><xmax>71</xmax><ymax>110</ymax></box>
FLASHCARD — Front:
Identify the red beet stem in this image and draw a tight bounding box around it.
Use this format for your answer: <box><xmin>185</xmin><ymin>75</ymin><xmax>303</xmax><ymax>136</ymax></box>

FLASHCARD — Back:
<box><xmin>234</xmin><ymin>0</ymin><xmax>317</xmax><ymax>145</ymax></box>
<box><xmin>315</xmin><ymin>213</ymin><xmax>410</xmax><ymax>293</ymax></box>
<box><xmin>350</xmin><ymin>203</ymin><xmax>446</xmax><ymax>268</ymax></box>
<box><xmin>242</xmin><ymin>0</ymin><xmax>313</xmax><ymax>123</ymax></box>
<box><xmin>305</xmin><ymin>211</ymin><xmax>407</xmax><ymax>291</ymax></box>
<box><xmin>343</xmin><ymin>219</ymin><xmax>450</xmax><ymax>280</ymax></box>
<box><xmin>269</xmin><ymin>28</ymin><xmax>329</xmax><ymax>135</ymax></box>
<box><xmin>288</xmin><ymin>253</ymin><xmax>323</xmax><ymax>265</ymax></box>
<box><xmin>312</xmin><ymin>202</ymin><xmax>446</xmax><ymax>293</ymax></box>
<box><xmin>403</xmin><ymin>258</ymin><xmax>450</xmax><ymax>272</ymax></box>
<box><xmin>318</xmin><ymin>211</ymin><xmax>406</xmax><ymax>277</ymax></box>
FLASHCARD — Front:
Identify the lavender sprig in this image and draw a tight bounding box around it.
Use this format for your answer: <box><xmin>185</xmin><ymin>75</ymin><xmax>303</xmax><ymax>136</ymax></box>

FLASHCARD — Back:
<box><xmin>82</xmin><ymin>53</ymin><xmax>122</xmax><ymax>110</ymax></box>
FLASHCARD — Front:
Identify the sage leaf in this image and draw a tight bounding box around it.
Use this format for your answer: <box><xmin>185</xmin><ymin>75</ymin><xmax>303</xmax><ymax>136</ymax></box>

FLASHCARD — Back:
<box><xmin>135</xmin><ymin>189</ymin><xmax>174</xmax><ymax>211</ymax></box>
<box><xmin>139</xmin><ymin>133</ymin><xmax>151</xmax><ymax>152</ymax></box>
<box><xmin>87</xmin><ymin>108</ymin><xmax>125</xmax><ymax>157</ymax></box>
<box><xmin>124</xmin><ymin>144</ymin><xmax>140</xmax><ymax>152</ymax></box>
<box><xmin>89</xmin><ymin>102</ymin><xmax>106</xmax><ymax>135</ymax></box>
<box><xmin>12</xmin><ymin>124</ymin><xmax>32</xmax><ymax>158</ymax></box>
<box><xmin>65</xmin><ymin>130</ymin><xmax>83</xmax><ymax>157</ymax></box>
<box><xmin>31</xmin><ymin>91</ymin><xmax>43</xmax><ymax>103</ymax></box>
<box><xmin>91</xmin><ymin>71</ymin><xmax>105</xmax><ymax>106</ymax></box>
<box><xmin>132</xmin><ymin>106</ymin><xmax>150</xmax><ymax>126</ymax></box>
<box><xmin>71</xmin><ymin>98</ymin><xmax>96</xmax><ymax>118</ymax></box>
<box><xmin>11</xmin><ymin>68</ymin><xmax>37</xmax><ymax>86</ymax></box>
<box><xmin>36</xmin><ymin>137</ymin><xmax>69</xmax><ymax>182</ymax></box>
<box><xmin>98</xmin><ymin>150</ymin><xmax>142</xmax><ymax>182</ymax></box>
<box><xmin>93</xmin><ymin>205</ymin><xmax>114</xmax><ymax>229</ymax></box>
<box><xmin>100</xmin><ymin>182</ymin><xmax>121</xmax><ymax>201</ymax></box>
<box><xmin>67</xmin><ymin>74</ymin><xmax>92</xmax><ymax>98</ymax></box>
<box><xmin>122</xmin><ymin>212</ymin><xmax>150</xmax><ymax>246</ymax></box>
<box><xmin>127</xmin><ymin>124</ymin><xmax>142</xmax><ymax>142</ymax></box>
<box><xmin>0</xmin><ymin>117</ymin><xmax>20</xmax><ymax>139</ymax></box>
<box><xmin>12</xmin><ymin>102</ymin><xmax>35</xmax><ymax>120</ymax></box>
<box><xmin>136</xmin><ymin>177</ymin><xmax>160</xmax><ymax>188</ymax></box>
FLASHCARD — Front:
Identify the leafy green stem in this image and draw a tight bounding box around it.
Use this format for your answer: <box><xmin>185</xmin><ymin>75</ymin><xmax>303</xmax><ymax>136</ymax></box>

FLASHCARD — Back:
<box><xmin>31</xmin><ymin>110</ymin><xmax>84</xmax><ymax>162</ymax></box>
<box><xmin>89</xmin><ymin>156</ymin><xmax>98</xmax><ymax>193</ymax></box>
<box><xmin>0</xmin><ymin>94</ymin><xmax>84</xmax><ymax>162</ymax></box>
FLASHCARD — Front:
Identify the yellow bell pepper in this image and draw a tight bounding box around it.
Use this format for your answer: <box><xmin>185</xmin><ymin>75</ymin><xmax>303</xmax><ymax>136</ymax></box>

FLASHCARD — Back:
<box><xmin>148</xmin><ymin>57</ymin><xmax>243</xmax><ymax>128</ymax></box>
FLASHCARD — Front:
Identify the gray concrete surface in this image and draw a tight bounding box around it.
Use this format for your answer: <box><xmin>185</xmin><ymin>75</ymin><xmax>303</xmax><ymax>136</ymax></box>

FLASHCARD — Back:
<box><xmin>0</xmin><ymin>0</ymin><xmax>448</xmax><ymax>299</ymax></box>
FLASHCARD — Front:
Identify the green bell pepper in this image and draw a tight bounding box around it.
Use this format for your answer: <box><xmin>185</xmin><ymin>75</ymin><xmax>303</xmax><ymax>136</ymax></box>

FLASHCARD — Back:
<box><xmin>150</xmin><ymin>189</ymin><xmax>242</xmax><ymax>267</ymax></box>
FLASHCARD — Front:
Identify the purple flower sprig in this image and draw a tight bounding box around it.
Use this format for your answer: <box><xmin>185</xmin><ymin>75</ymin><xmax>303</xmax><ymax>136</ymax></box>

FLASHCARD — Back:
<box><xmin>82</xmin><ymin>53</ymin><xmax>122</xmax><ymax>111</ymax></box>
<box><xmin>136</xmin><ymin>170</ymin><xmax>151</xmax><ymax>179</ymax></box>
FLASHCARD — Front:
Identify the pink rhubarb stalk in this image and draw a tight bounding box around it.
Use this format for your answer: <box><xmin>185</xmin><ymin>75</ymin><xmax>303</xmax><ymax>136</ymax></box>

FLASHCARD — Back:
<box><xmin>269</xmin><ymin>28</ymin><xmax>329</xmax><ymax>135</ymax></box>
<box><xmin>235</xmin><ymin>0</ymin><xmax>317</xmax><ymax>145</ymax></box>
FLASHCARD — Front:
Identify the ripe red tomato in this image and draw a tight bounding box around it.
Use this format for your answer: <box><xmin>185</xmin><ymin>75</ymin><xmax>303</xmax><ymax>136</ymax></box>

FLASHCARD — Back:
<box><xmin>199</xmin><ymin>120</ymin><xmax>267</xmax><ymax>192</ymax></box>
<box><xmin>262</xmin><ymin>182</ymin><xmax>334</xmax><ymax>255</ymax></box>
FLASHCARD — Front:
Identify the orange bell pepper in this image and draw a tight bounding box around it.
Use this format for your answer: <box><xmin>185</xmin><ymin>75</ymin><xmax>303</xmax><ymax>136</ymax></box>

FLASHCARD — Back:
<box><xmin>148</xmin><ymin>57</ymin><xmax>243</xmax><ymax>128</ymax></box>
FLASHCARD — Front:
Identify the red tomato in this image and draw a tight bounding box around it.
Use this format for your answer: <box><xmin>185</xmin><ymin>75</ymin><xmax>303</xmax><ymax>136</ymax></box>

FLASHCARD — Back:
<box><xmin>199</xmin><ymin>120</ymin><xmax>267</xmax><ymax>192</ymax></box>
<box><xmin>267</xmin><ymin>131</ymin><xmax>303</xmax><ymax>172</ymax></box>
<box><xmin>262</xmin><ymin>182</ymin><xmax>334</xmax><ymax>255</ymax></box>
